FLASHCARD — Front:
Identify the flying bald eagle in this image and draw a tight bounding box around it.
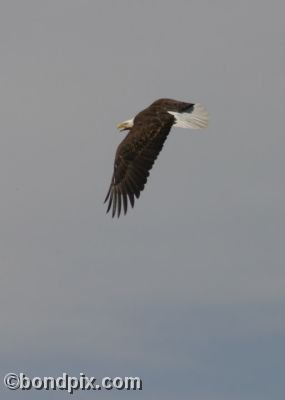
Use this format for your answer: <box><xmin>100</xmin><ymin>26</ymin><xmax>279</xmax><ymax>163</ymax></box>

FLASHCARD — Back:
<box><xmin>105</xmin><ymin>98</ymin><xmax>208</xmax><ymax>217</ymax></box>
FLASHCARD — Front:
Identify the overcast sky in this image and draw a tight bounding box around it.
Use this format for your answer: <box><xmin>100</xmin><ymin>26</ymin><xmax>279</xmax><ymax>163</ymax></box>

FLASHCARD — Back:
<box><xmin>0</xmin><ymin>1</ymin><xmax>284</xmax><ymax>399</ymax></box>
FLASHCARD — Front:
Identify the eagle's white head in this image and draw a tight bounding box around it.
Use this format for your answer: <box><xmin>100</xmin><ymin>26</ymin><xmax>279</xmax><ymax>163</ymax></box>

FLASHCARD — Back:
<box><xmin>117</xmin><ymin>118</ymin><xmax>134</xmax><ymax>132</ymax></box>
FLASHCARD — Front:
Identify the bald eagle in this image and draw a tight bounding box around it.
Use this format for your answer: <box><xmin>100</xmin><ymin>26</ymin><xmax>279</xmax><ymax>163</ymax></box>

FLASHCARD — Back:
<box><xmin>105</xmin><ymin>98</ymin><xmax>208</xmax><ymax>217</ymax></box>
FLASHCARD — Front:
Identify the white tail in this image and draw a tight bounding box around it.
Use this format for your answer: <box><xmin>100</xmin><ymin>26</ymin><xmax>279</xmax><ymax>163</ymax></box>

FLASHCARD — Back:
<box><xmin>168</xmin><ymin>103</ymin><xmax>209</xmax><ymax>129</ymax></box>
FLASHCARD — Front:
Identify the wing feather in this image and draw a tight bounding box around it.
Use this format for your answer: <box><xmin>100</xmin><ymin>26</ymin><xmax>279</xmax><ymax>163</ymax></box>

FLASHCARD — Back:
<box><xmin>105</xmin><ymin>117</ymin><xmax>173</xmax><ymax>217</ymax></box>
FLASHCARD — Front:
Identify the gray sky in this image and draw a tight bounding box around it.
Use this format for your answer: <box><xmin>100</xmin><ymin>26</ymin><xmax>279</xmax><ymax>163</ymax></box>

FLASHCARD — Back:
<box><xmin>0</xmin><ymin>1</ymin><xmax>284</xmax><ymax>399</ymax></box>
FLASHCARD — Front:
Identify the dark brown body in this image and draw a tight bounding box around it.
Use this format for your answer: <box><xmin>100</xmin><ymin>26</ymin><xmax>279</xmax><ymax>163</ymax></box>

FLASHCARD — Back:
<box><xmin>105</xmin><ymin>99</ymin><xmax>194</xmax><ymax>217</ymax></box>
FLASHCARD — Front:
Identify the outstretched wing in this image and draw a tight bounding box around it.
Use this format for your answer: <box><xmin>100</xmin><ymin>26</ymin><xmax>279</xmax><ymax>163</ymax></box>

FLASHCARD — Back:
<box><xmin>104</xmin><ymin>118</ymin><xmax>173</xmax><ymax>217</ymax></box>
